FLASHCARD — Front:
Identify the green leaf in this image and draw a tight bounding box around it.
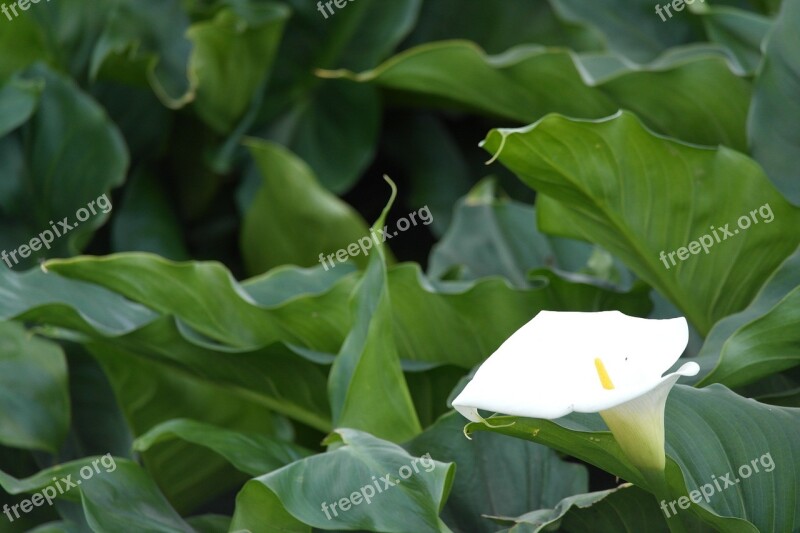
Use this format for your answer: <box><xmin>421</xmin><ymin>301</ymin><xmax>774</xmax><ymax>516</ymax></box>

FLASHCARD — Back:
<box><xmin>495</xmin><ymin>485</ymin><xmax>670</xmax><ymax>533</ymax></box>
<box><xmin>1</xmin><ymin>0</ymin><xmax>109</xmax><ymax>83</ymax></box>
<box><xmin>549</xmin><ymin>0</ymin><xmax>703</xmax><ymax>62</ymax></box>
<box><xmin>86</xmin><ymin>340</ymin><xmax>296</xmax><ymax>513</ymax></box>
<box><xmin>268</xmin><ymin>79</ymin><xmax>381</xmax><ymax>194</ymax></box>
<box><xmin>26</xmin><ymin>257</ymin><xmax>362</xmax><ymax>434</ymax></box>
<box><xmin>0</xmin><ymin>322</ymin><xmax>69</xmax><ymax>453</ymax></box>
<box><xmin>61</xmin><ymin>345</ymin><xmax>133</xmax><ymax>461</ymax></box>
<box><xmin>699</xmin><ymin>7</ymin><xmax>771</xmax><ymax>74</ymax></box>
<box><xmin>79</xmin><ymin>460</ymin><xmax>194</xmax><ymax>532</ymax></box>
<box><xmin>89</xmin><ymin>318</ymin><xmax>334</xmax><ymax>434</ymax></box>
<box><xmin>133</xmin><ymin>418</ymin><xmax>309</xmax><ymax>477</ymax></box>
<box><xmin>748</xmin><ymin>0</ymin><xmax>800</xmax><ymax>204</ymax></box>
<box><xmin>90</xmin><ymin>0</ymin><xmax>195</xmax><ymax>108</ymax></box>
<box><xmin>481</xmin><ymin>111</ymin><xmax>800</xmax><ymax>335</ymax></box>
<box><xmin>0</xmin><ymin>64</ymin><xmax>128</xmax><ymax>268</ymax></box>
<box><xmin>29</xmin><ymin>0</ymin><xmax>111</xmax><ymax>80</ymax></box>
<box><xmin>243</xmin><ymin>262</ymin><xmax>357</xmax><ymax>307</ymax></box>
<box><xmin>187</xmin><ymin>1</ymin><xmax>289</xmax><ymax>133</ymax></box>
<box><xmin>0</xmin><ymin>75</ymin><xmax>42</xmax><ymax>137</ymax></box>
<box><xmin>328</xmin><ymin>178</ymin><xmax>422</xmax><ymax>442</ymax></box>
<box><xmin>468</xmin><ymin>385</ymin><xmax>799</xmax><ymax>532</ymax></box>
<box><xmin>43</xmin><ymin>253</ymin><xmax>345</xmax><ymax>350</ymax></box>
<box><xmin>402</xmin><ymin>0</ymin><xmax>604</xmax><ymax>54</ymax></box>
<box><xmin>256</xmin><ymin>0</ymin><xmax>422</xmax><ymax>192</ymax></box>
<box><xmin>230</xmin><ymin>429</ymin><xmax>455</xmax><ymax>532</ymax></box>
<box><xmin>428</xmin><ymin>178</ymin><xmax>595</xmax><ymax>288</ymax></box>
<box><xmin>26</xmin><ymin>250</ymin><xmax>647</xmax><ymax>429</ymax></box>
<box><xmin>337</xmin><ymin>42</ymin><xmax>750</xmax><ymax>149</ymax></box>
<box><xmin>240</xmin><ymin>139</ymin><xmax>371</xmax><ymax>275</ymax></box>
<box><xmin>734</xmin><ymin>367</ymin><xmax>800</xmax><ymax>407</ymax></box>
<box><xmin>698</xmin><ymin>247</ymin><xmax>800</xmax><ymax>387</ymax></box>
<box><xmin>405</xmin><ymin>412</ymin><xmax>588</xmax><ymax>533</ymax></box>
<box><xmin>0</xmin><ymin>458</ymin><xmax>193</xmax><ymax>532</ymax></box>
<box><xmin>0</xmin><ymin>267</ymin><xmax>158</xmax><ymax>337</ymax></box>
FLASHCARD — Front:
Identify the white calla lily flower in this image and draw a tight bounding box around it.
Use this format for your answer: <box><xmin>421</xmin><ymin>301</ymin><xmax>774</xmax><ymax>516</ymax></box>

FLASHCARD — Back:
<box><xmin>452</xmin><ymin>311</ymin><xmax>698</xmax><ymax>475</ymax></box>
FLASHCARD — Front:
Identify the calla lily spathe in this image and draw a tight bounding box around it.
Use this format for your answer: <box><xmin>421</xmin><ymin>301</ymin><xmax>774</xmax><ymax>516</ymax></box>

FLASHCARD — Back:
<box><xmin>452</xmin><ymin>310</ymin><xmax>698</xmax><ymax>474</ymax></box>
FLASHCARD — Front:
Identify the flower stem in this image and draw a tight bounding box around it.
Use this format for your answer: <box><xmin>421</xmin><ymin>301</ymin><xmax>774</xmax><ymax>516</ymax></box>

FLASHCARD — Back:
<box><xmin>642</xmin><ymin>469</ymin><xmax>693</xmax><ymax>533</ymax></box>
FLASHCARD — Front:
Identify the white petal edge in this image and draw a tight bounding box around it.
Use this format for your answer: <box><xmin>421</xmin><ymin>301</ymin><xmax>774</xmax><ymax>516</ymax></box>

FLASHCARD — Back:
<box><xmin>453</xmin><ymin>361</ymin><xmax>700</xmax><ymax>424</ymax></box>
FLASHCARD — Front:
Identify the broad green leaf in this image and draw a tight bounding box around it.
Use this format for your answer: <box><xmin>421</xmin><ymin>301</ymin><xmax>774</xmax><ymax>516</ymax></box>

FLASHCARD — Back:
<box><xmin>91</xmin><ymin>0</ymin><xmax>280</xmax><ymax>152</ymax></box>
<box><xmin>44</xmin><ymin>253</ymin><xmax>350</xmax><ymax>350</ymax></box>
<box><xmin>481</xmin><ymin>112</ymin><xmax>800</xmax><ymax>335</ymax></box>
<box><xmin>699</xmin><ymin>7</ymin><xmax>771</xmax><ymax>74</ymax></box>
<box><xmin>0</xmin><ymin>322</ymin><xmax>69</xmax><ymax>453</ymax></box>
<box><xmin>333</xmin><ymin>0</ymin><xmax>422</xmax><ymax>72</ymax></box>
<box><xmin>242</xmin><ymin>262</ymin><xmax>357</xmax><ymax>307</ymax></box>
<box><xmin>405</xmin><ymin>412</ymin><xmax>588</xmax><ymax>533</ymax></box>
<box><xmin>86</xmin><ymin>340</ymin><xmax>295</xmax><ymax>513</ymax></box>
<box><xmin>262</xmin><ymin>78</ymin><xmax>381</xmax><ymax>194</ymax></box>
<box><xmin>0</xmin><ymin>0</ymin><xmax>107</xmax><ymax>82</ymax></box>
<box><xmin>549</xmin><ymin>0</ymin><xmax>703</xmax><ymax>62</ymax></box>
<box><xmin>748</xmin><ymin>0</ymin><xmax>800</xmax><ymax>204</ymax></box>
<box><xmin>402</xmin><ymin>0</ymin><xmax>604</xmax><ymax>54</ymax></box>
<box><xmin>62</xmin><ymin>258</ymin><xmax>650</xmax><ymax>373</ymax></box>
<box><xmin>19</xmin><ymin>259</ymin><xmax>352</xmax><ymax>432</ymax></box>
<box><xmin>256</xmin><ymin>0</ymin><xmax>421</xmax><ymax>192</ymax></box>
<box><xmin>428</xmin><ymin>178</ymin><xmax>594</xmax><ymax>288</ymax></box>
<box><xmin>79</xmin><ymin>461</ymin><xmax>193</xmax><ymax>532</ymax></box>
<box><xmin>240</xmin><ymin>139</ymin><xmax>371</xmax><ymax>275</ymax></box>
<box><xmin>0</xmin><ymin>65</ymin><xmax>128</xmax><ymax>268</ymax></box>
<box><xmin>90</xmin><ymin>0</ymin><xmax>195</xmax><ymax>108</ymax></box>
<box><xmin>0</xmin><ymin>75</ymin><xmax>41</xmax><ymax>137</ymax></box>
<box><xmin>468</xmin><ymin>385</ymin><xmax>799</xmax><ymax>532</ymax></box>
<box><xmin>0</xmin><ymin>458</ymin><xmax>193</xmax><ymax>532</ymax></box>
<box><xmin>29</xmin><ymin>250</ymin><xmax>647</xmax><ymax>430</ymax></box>
<box><xmin>734</xmin><ymin>367</ymin><xmax>800</xmax><ymax>407</ymax></box>
<box><xmin>0</xmin><ymin>267</ymin><xmax>158</xmax><ymax>337</ymax></box>
<box><xmin>90</xmin><ymin>318</ymin><xmax>333</xmax><ymax>434</ymax></box>
<box><xmin>187</xmin><ymin>1</ymin><xmax>288</xmax><ymax>133</ymax></box>
<box><xmin>494</xmin><ymin>485</ymin><xmax>670</xmax><ymax>533</ymax></box>
<box><xmin>336</xmin><ymin>42</ymin><xmax>750</xmax><ymax>149</ymax></box>
<box><xmin>699</xmin><ymin>247</ymin><xmax>800</xmax><ymax>387</ymax></box>
<box><xmin>231</xmin><ymin>429</ymin><xmax>455</xmax><ymax>532</ymax></box>
<box><xmin>28</xmin><ymin>0</ymin><xmax>110</xmax><ymax>81</ymax></box>
<box><xmin>60</xmin><ymin>345</ymin><xmax>133</xmax><ymax>462</ymax></box>
<box><xmin>30</xmin><ymin>246</ymin><xmax>648</xmax><ymax>372</ymax></box>
<box><xmin>133</xmin><ymin>419</ymin><xmax>309</xmax><ymax>477</ymax></box>
<box><xmin>328</xmin><ymin>179</ymin><xmax>422</xmax><ymax>442</ymax></box>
